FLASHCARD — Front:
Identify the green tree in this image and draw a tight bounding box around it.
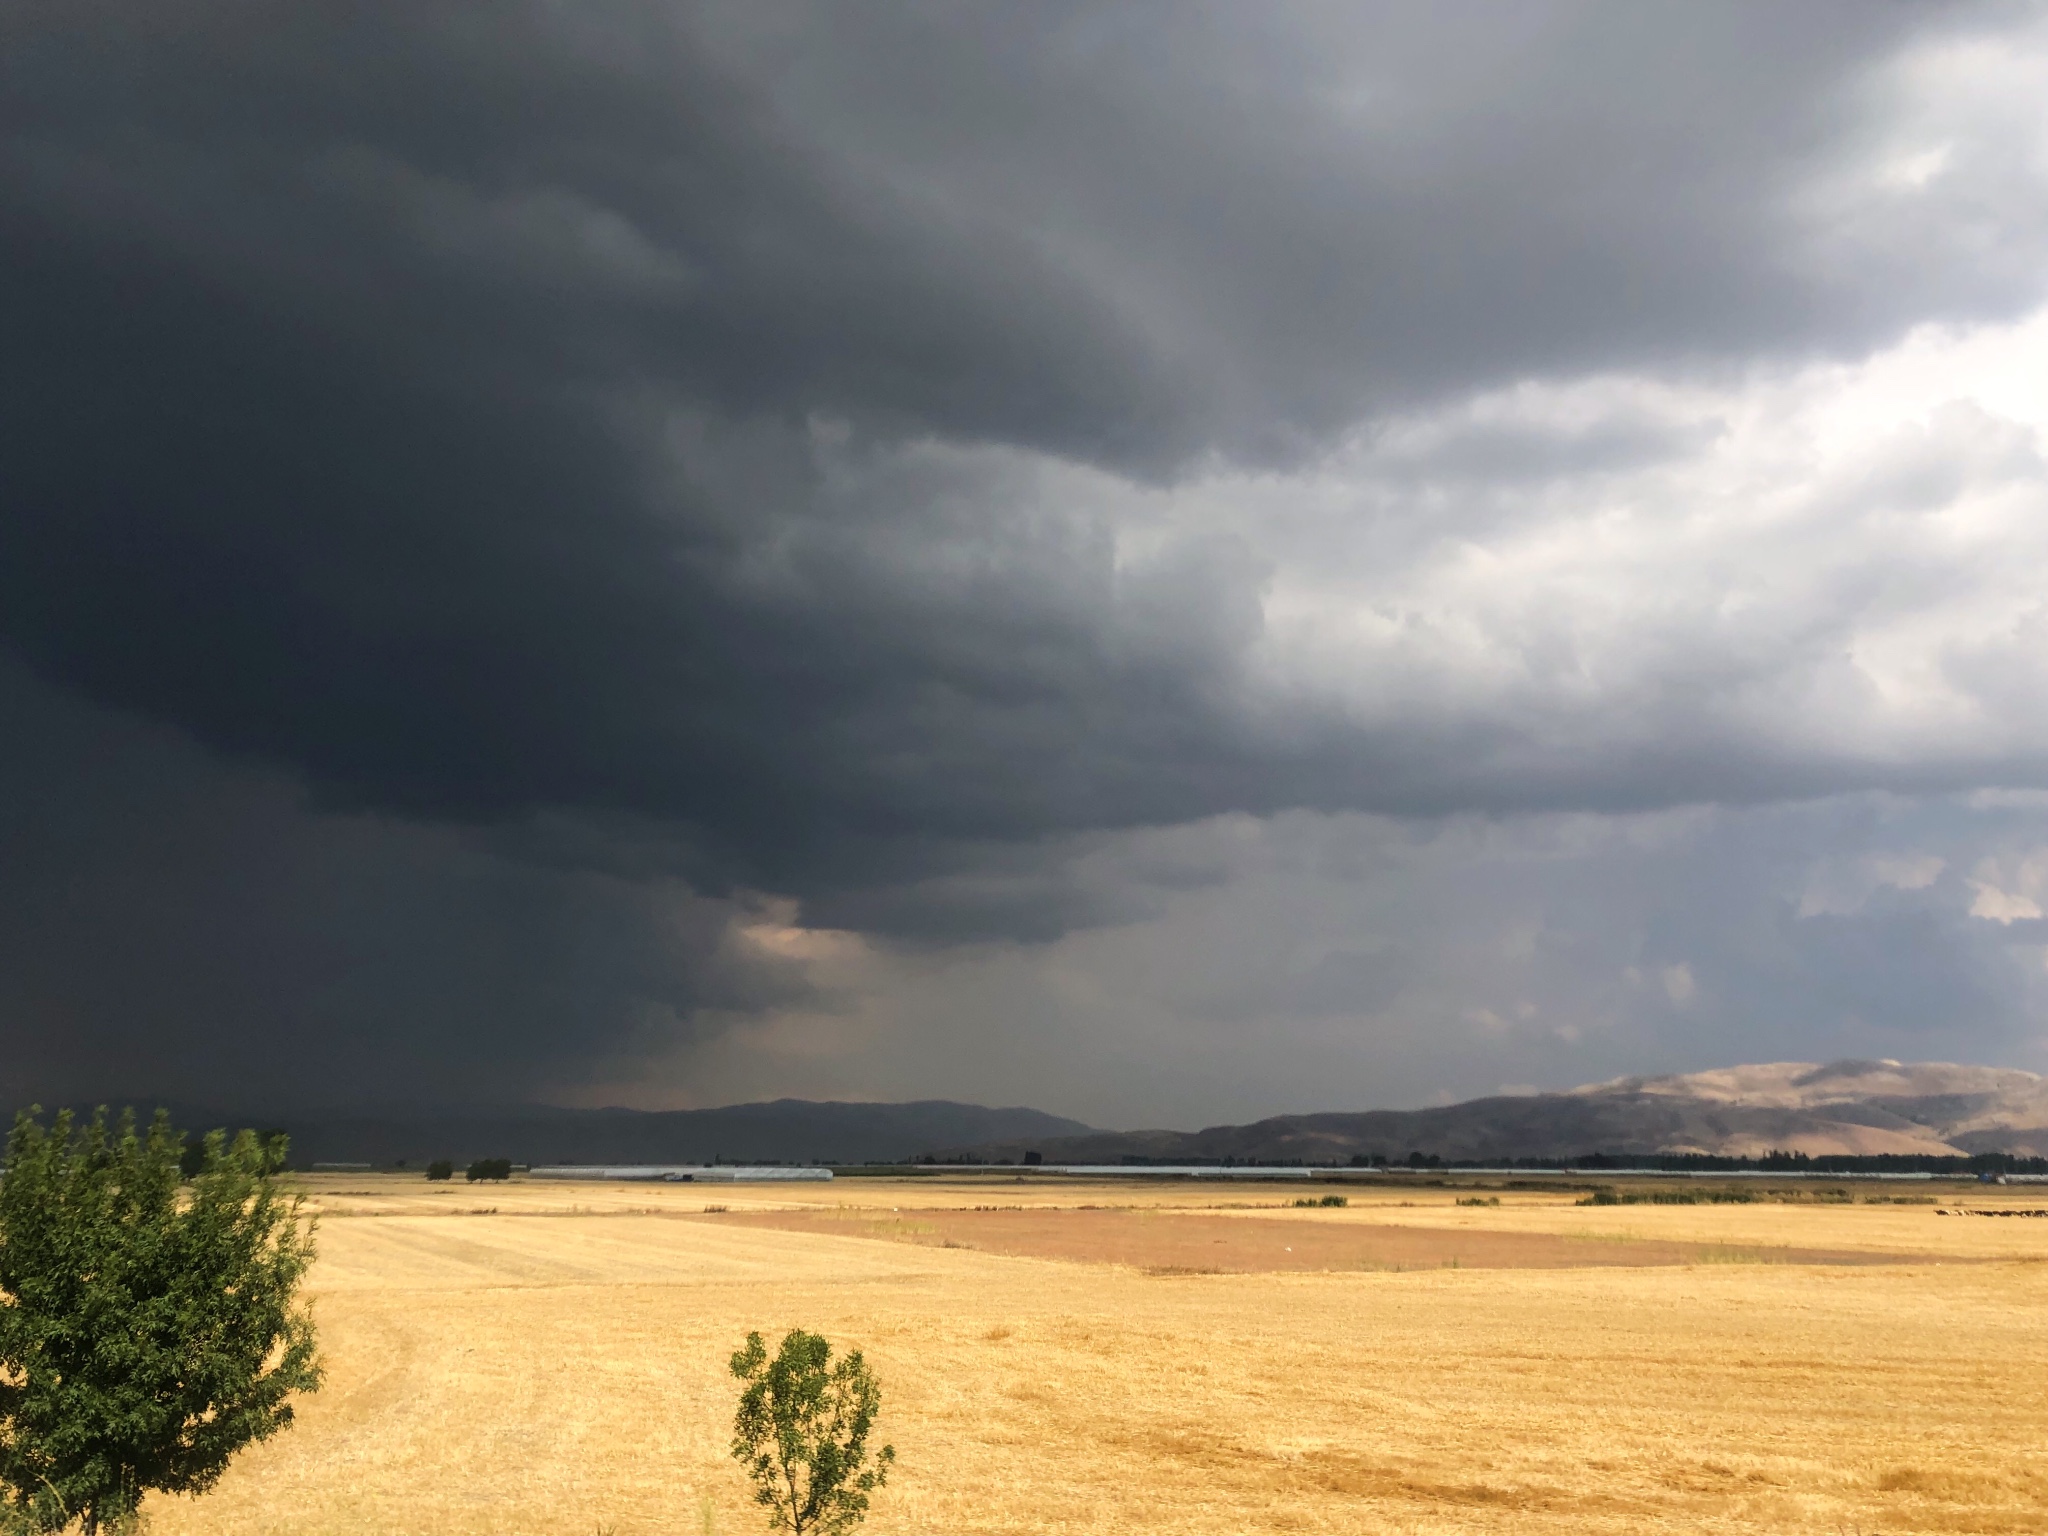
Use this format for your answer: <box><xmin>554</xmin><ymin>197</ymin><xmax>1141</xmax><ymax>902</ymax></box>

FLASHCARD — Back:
<box><xmin>729</xmin><ymin>1330</ymin><xmax>893</xmax><ymax>1536</ymax></box>
<box><xmin>253</xmin><ymin>1131</ymin><xmax>290</xmax><ymax>1175</ymax></box>
<box><xmin>0</xmin><ymin>1109</ymin><xmax>322</xmax><ymax>1535</ymax></box>
<box><xmin>425</xmin><ymin>1160</ymin><xmax>454</xmax><ymax>1182</ymax></box>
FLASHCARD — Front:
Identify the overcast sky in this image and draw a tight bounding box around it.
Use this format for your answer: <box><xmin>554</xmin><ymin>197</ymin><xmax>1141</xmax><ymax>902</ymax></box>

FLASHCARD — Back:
<box><xmin>6</xmin><ymin>2</ymin><xmax>2048</xmax><ymax>1127</ymax></box>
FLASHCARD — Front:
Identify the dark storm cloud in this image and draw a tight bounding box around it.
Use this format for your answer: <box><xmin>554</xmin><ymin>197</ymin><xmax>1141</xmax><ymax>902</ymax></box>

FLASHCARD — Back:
<box><xmin>8</xmin><ymin>1</ymin><xmax>2040</xmax><ymax>891</ymax></box>
<box><xmin>4</xmin><ymin>2</ymin><xmax>2048</xmax><ymax>1108</ymax></box>
<box><xmin>0</xmin><ymin>659</ymin><xmax>813</xmax><ymax>1109</ymax></box>
<box><xmin>0</xmin><ymin>2</ymin><xmax>1202</xmax><ymax>887</ymax></box>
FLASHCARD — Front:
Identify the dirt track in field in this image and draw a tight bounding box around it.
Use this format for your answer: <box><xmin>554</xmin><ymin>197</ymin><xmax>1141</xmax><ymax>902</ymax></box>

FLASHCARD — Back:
<box><xmin>692</xmin><ymin>1206</ymin><xmax>1930</xmax><ymax>1271</ymax></box>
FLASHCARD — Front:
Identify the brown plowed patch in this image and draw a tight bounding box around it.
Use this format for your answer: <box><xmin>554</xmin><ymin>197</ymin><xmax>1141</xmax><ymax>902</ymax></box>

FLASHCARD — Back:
<box><xmin>692</xmin><ymin>1207</ymin><xmax>1927</xmax><ymax>1272</ymax></box>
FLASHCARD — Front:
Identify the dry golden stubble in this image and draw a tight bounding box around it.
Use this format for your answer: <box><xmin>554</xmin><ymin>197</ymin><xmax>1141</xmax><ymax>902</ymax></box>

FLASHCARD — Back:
<box><xmin>145</xmin><ymin>1174</ymin><xmax>2048</xmax><ymax>1536</ymax></box>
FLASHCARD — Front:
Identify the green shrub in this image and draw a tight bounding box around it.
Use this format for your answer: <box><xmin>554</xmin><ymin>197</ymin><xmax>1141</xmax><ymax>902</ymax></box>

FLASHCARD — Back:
<box><xmin>465</xmin><ymin>1158</ymin><xmax>512</xmax><ymax>1183</ymax></box>
<box><xmin>1456</xmin><ymin>1196</ymin><xmax>1500</xmax><ymax>1207</ymax></box>
<box><xmin>1292</xmin><ymin>1194</ymin><xmax>1349</xmax><ymax>1208</ymax></box>
<box><xmin>426</xmin><ymin>1160</ymin><xmax>454</xmax><ymax>1182</ymax></box>
<box><xmin>1574</xmin><ymin>1186</ymin><xmax>1754</xmax><ymax>1207</ymax></box>
<box><xmin>730</xmin><ymin>1329</ymin><xmax>892</xmax><ymax>1535</ymax></box>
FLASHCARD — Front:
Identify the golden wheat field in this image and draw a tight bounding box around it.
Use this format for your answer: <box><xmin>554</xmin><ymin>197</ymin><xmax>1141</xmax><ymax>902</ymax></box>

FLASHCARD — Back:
<box><xmin>143</xmin><ymin>1173</ymin><xmax>2048</xmax><ymax>1536</ymax></box>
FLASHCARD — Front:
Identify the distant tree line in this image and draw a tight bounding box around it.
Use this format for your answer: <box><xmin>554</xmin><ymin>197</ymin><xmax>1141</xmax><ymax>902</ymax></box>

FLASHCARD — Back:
<box><xmin>1461</xmin><ymin>1150</ymin><xmax>2048</xmax><ymax>1175</ymax></box>
<box><xmin>417</xmin><ymin>1158</ymin><xmax>512</xmax><ymax>1182</ymax></box>
<box><xmin>988</xmin><ymin>1149</ymin><xmax>2048</xmax><ymax>1174</ymax></box>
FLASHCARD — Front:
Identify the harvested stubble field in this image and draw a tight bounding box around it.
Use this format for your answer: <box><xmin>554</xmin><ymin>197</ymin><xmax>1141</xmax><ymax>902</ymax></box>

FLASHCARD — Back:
<box><xmin>147</xmin><ymin>1175</ymin><xmax>2048</xmax><ymax>1536</ymax></box>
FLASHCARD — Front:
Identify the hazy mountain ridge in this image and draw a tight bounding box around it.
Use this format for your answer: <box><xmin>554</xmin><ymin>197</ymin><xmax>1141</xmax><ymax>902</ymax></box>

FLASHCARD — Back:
<box><xmin>276</xmin><ymin>1099</ymin><xmax>1094</xmax><ymax>1167</ymax></box>
<box><xmin>28</xmin><ymin>1099</ymin><xmax>1093</xmax><ymax>1169</ymax></box>
<box><xmin>942</xmin><ymin>1060</ymin><xmax>2048</xmax><ymax>1164</ymax></box>
<box><xmin>40</xmin><ymin>1062</ymin><xmax>2048</xmax><ymax>1166</ymax></box>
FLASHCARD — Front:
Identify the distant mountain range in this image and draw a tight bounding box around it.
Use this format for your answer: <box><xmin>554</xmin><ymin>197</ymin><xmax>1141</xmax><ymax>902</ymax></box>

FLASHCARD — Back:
<box><xmin>29</xmin><ymin>1099</ymin><xmax>1092</xmax><ymax>1169</ymax></box>
<box><xmin>29</xmin><ymin>1060</ymin><xmax>2048</xmax><ymax>1169</ymax></box>
<box><xmin>940</xmin><ymin>1060</ymin><xmax>2048</xmax><ymax>1164</ymax></box>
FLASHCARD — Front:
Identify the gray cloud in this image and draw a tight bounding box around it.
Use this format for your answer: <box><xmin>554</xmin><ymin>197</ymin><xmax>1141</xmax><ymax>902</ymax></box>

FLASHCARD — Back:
<box><xmin>4</xmin><ymin>2</ymin><xmax>2048</xmax><ymax>1113</ymax></box>
<box><xmin>620</xmin><ymin>797</ymin><xmax>2048</xmax><ymax>1128</ymax></box>
<box><xmin>694</xmin><ymin>2</ymin><xmax>2022</xmax><ymax>450</ymax></box>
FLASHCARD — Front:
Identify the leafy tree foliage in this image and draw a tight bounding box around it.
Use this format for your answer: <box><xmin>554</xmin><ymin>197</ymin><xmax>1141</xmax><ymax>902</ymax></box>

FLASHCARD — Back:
<box><xmin>465</xmin><ymin>1158</ymin><xmax>511</xmax><ymax>1182</ymax></box>
<box><xmin>252</xmin><ymin>1131</ymin><xmax>290</xmax><ymax>1174</ymax></box>
<box><xmin>729</xmin><ymin>1329</ymin><xmax>893</xmax><ymax>1536</ymax></box>
<box><xmin>425</xmin><ymin>1160</ymin><xmax>454</xmax><ymax>1182</ymax></box>
<box><xmin>0</xmin><ymin>1109</ymin><xmax>321</xmax><ymax>1535</ymax></box>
